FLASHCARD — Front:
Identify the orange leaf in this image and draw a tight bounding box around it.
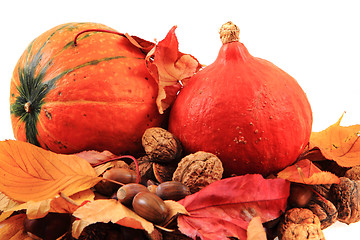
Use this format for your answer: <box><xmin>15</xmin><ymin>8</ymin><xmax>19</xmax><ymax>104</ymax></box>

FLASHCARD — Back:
<box><xmin>0</xmin><ymin>140</ymin><xmax>101</xmax><ymax>202</ymax></box>
<box><xmin>72</xmin><ymin>199</ymin><xmax>154</xmax><ymax>238</ymax></box>
<box><xmin>146</xmin><ymin>26</ymin><xmax>202</xmax><ymax>114</ymax></box>
<box><xmin>310</xmin><ymin>114</ymin><xmax>360</xmax><ymax>167</ymax></box>
<box><xmin>247</xmin><ymin>216</ymin><xmax>267</xmax><ymax>240</ymax></box>
<box><xmin>0</xmin><ymin>214</ymin><xmax>32</xmax><ymax>240</ymax></box>
<box><xmin>277</xmin><ymin>159</ymin><xmax>340</xmax><ymax>185</ymax></box>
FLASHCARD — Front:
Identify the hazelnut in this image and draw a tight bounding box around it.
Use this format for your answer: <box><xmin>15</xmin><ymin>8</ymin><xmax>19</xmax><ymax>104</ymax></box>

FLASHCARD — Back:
<box><xmin>24</xmin><ymin>213</ymin><xmax>71</xmax><ymax>240</ymax></box>
<box><xmin>117</xmin><ymin>183</ymin><xmax>149</xmax><ymax>206</ymax></box>
<box><xmin>132</xmin><ymin>192</ymin><xmax>168</xmax><ymax>224</ymax></box>
<box><xmin>156</xmin><ymin>181</ymin><xmax>191</xmax><ymax>201</ymax></box>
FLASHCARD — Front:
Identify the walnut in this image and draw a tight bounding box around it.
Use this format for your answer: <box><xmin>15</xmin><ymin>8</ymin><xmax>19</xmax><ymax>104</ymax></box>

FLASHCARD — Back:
<box><xmin>130</xmin><ymin>155</ymin><xmax>177</xmax><ymax>183</ymax></box>
<box><xmin>172</xmin><ymin>151</ymin><xmax>223</xmax><ymax>193</ymax></box>
<box><xmin>277</xmin><ymin>208</ymin><xmax>325</xmax><ymax>240</ymax></box>
<box><xmin>307</xmin><ymin>195</ymin><xmax>338</xmax><ymax>229</ymax></box>
<box><xmin>312</xmin><ymin>184</ymin><xmax>332</xmax><ymax>200</ymax></box>
<box><xmin>344</xmin><ymin>166</ymin><xmax>360</xmax><ymax>180</ymax></box>
<box><xmin>142</xmin><ymin>127</ymin><xmax>183</xmax><ymax>163</ymax></box>
<box><xmin>330</xmin><ymin>177</ymin><xmax>360</xmax><ymax>224</ymax></box>
<box><xmin>130</xmin><ymin>156</ymin><xmax>155</xmax><ymax>181</ymax></box>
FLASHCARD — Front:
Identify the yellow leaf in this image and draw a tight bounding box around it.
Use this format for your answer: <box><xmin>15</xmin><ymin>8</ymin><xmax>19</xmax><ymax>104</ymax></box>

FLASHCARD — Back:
<box><xmin>72</xmin><ymin>218</ymin><xmax>92</xmax><ymax>239</ymax></box>
<box><xmin>72</xmin><ymin>199</ymin><xmax>154</xmax><ymax>238</ymax></box>
<box><xmin>163</xmin><ymin>200</ymin><xmax>189</xmax><ymax>226</ymax></box>
<box><xmin>0</xmin><ymin>214</ymin><xmax>32</xmax><ymax>240</ymax></box>
<box><xmin>50</xmin><ymin>190</ymin><xmax>95</xmax><ymax>214</ymax></box>
<box><xmin>0</xmin><ymin>192</ymin><xmax>20</xmax><ymax>212</ymax></box>
<box><xmin>247</xmin><ymin>216</ymin><xmax>267</xmax><ymax>240</ymax></box>
<box><xmin>0</xmin><ymin>140</ymin><xmax>101</xmax><ymax>202</ymax></box>
<box><xmin>310</xmin><ymin>114</ymin><xmax>360</xmax><ymax>167</ymax></box>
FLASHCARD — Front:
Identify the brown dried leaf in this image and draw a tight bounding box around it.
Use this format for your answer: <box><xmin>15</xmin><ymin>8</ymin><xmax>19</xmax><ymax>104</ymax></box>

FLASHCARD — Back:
<box><xmin>310</xmin><ymin>113</ymin><xmax>360</xmax><ymax>167</ymax></box>
<box><xmin>277</xmin><ymin>159</ymin><xmax>340</xmax><ymax>185</ymax></box>
<box><xmin>0</xmin><ymin>140</ymin><xmax>101</xmax><ymax>202</ymax></box>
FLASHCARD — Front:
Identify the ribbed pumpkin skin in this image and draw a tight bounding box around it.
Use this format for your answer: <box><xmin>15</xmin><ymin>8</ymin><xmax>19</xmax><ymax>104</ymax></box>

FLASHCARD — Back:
<box><xmin>168</xmin><ymin>42</ymin><xmax>313</xmax><ymax>176</ymax></box>
<box><xmin>10</xmin><ymin>23</ymin><xmax>163</xmax><ymax>155</ymax></box>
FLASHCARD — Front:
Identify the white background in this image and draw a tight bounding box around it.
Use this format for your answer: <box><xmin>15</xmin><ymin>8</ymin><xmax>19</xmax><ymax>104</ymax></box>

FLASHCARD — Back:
<box><xmin>1</xmin><ymin>0</ymin><xmax>360</xmax><ymax>238</ymax></box>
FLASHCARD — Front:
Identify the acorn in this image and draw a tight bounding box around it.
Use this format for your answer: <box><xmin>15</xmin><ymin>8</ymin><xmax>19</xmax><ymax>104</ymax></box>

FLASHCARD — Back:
<box><xmin>156</xmin><ymin>181</ymin><xmax>191</xmax><ymax>201</ymax></box>
<box><xmin>95</xmin><ymin>168</ymin><xmax>138</xmax><ymax>196</ymax></box>
<box><xmin>117</xmin><ymin>183</ymin><xmax>149</xmax><ymax>206</ymax></box>
<box><xmin>24</xmin><ymin>213</ymin><xmax>71</xmax><ymax>240</ymax></box>
<box><xmin>132</xmin><ymin>192</ymin><xmax>168</xmax><ymax>224</ymax></box>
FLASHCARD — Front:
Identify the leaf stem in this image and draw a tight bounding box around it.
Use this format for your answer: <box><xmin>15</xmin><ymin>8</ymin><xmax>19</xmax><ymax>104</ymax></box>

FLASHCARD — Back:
<box><xmin>59</xmin><ymin>192</ymin><xmax>80</xmax><ymax>206</ymax></box>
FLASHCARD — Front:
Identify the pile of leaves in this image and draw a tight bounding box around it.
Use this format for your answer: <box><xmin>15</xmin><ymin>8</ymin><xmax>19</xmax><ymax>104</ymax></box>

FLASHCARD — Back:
<box><xmin>0</xmin><ymin>113</ymin><xmax>359</xmax><ymax>240</ymax></box>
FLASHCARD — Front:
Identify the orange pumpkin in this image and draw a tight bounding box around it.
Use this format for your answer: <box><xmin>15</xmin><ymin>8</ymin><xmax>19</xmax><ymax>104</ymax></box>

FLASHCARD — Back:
<box><xmin>10</xmin><ymin>22</ymin><xmax>164</xmax><ymax>155</ymax></box>
<box><xmin>169</xmin><ymin>22</ymin><xmax>313</xmax><ymax>176</ymax></box>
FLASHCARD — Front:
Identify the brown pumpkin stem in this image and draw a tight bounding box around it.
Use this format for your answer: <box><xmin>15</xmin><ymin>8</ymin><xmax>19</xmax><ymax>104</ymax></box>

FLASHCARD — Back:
<box><xmin>24</xmin><ymin>102</ymin><xmax>31</xmax><ymax>113</ymax></box>
<box><xmin>219</xmin><ymin>21</ymin><xmax>240</xmax><ymax>44</ymax></box>
<box><xmin>73</xmin><ymin>29</ymin><xmax>126</xmax><ymax>46</ymax></box>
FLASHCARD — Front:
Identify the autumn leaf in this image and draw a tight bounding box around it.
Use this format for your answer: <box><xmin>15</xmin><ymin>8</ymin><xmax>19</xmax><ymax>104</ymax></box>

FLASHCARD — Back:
<box><xmin>177</xmin><ymin>174</ymin><xmax>289</xmax><ymax>240</ymax></box>
<box><xmin>75</xmin><ymin>150</ymin><xmax>116</xmax><ymax>166</ymax></box>
<box><xmin>72</xmin><ymin>199</ymin><xmax>154</xmax><ymax>238</ymax></box>
<box><xmin>0</xmin><ymin>192</ymin><xmax>20</xmax><ymax>221</ymax></box>
<box><xmin>0</xmin><ymin>140</ymin><xmax>101</xmax><ymax>202</ymax></box>
<box><xmin>277</xmin><ymin>159</ymin><xmax>340</xmax><ymax>185</ymax></box>
<box><xmin>247</xmin><ymin>216</ymin><xmax>267</xmax><ymax>240</ymax></box>
<box><xmin>310</xmin><ymin>114</ymin><xmax>360</xmax><ymax>167</ymax></box>
<box><xmin>146</xmin><ymin>26</ymin><xmax>202</xmax><ymax>114</ymax></box>
<box><xmin>0</xmin><ymin>214</ymin><xmax>32</xmax><ymax>240</ymax></box>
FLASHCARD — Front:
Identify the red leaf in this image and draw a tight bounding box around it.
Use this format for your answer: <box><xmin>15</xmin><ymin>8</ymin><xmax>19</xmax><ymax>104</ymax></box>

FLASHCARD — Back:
<box><xmin>177</xmin><ymin>174</ymin><xmax>290</xmax><ymax>240</ymax></box>
<box><xmin>146</xmin><ymin>26</ymin><xmax>202</xmax><ymax>114</ymax></box>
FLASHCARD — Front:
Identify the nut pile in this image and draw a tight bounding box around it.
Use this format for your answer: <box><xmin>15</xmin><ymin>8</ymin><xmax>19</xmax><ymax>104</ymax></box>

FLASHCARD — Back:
<box><xmin>273</xmin><ymin>164</ymin><xmax>360</xmax><ymax>240</ymax></box>
<box><xmin>86</xmin><ymin>127</ymin><xmax>223</xmax><ymax>239</ymax></box>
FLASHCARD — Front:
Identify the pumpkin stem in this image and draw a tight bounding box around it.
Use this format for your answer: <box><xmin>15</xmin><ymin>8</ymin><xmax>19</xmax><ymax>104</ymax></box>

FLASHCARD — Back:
<box><xmin>73</xmin><ymin>29</ymin><xmax>126</xmax><ymax>46</ymax></box>
<box><xmin>24</xmin><ymin>102</ymin><xmax>31</xmax><ymax>113</ymax></box>
<box><xmin>219</xmin><ymin>21</ymin><xmax>240</xmax><ymax>44</ymax></box>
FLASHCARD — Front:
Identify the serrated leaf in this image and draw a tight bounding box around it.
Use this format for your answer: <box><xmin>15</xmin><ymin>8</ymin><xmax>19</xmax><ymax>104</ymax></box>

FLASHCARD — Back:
<box><xmin>277</xmin><ymin>159</ymin><xmax>340</xmax><ymax>185</ymax></box>
<box><xmin>310</xmin><ymin>113</ymin><xmax>360</xmax><ymax>167</ymax></box>
<box><xmin>145</xmin><ymin>26</ymin><xmax>201</xmax><ymax>114</ymax></box>
<box><xmin>0</xmin><ymin>140</ymin><xmax>101</xmax><ymax>202</ymax></box>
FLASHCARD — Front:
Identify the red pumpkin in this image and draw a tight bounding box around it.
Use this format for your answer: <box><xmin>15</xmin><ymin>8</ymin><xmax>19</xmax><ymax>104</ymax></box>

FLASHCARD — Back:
<box><xmin>10</xmin><ymin>22</ymin><xmax>164</xmax><ymax>155</ymax></box>
<box><xmin>168</xmin><ymin>22</ymin><xmax>313</xmax><ymax>176</ymax></box>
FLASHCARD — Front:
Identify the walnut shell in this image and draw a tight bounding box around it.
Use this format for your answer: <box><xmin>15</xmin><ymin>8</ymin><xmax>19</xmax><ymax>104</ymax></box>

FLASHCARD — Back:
<box><xmin>142</xmin><ymin>127</ymin><xmax>182</xmax><ymax>163</ymax></box>
<box><xmin>344</xmin><ymin>166</ymin><xmax>360</xmax><ymax>181</ymax></box>
<box><xmin>330</xmin><ymin>177</ymin><xmax>360</xmax><ymax>224</ymax></box>
<box><xmin>277</xmin><ymin>208</ymin><xmax>325</xmax><ymax>240</ymax></box>
<box><xmin>307</xmin><ymin>195</ymin><xmax>338</xmax><ymax>229</ymax></box>
<box><xmin>172</xmin><ymin>151</ymin><xmax>223</xmax><ymax>193</ymax></box>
